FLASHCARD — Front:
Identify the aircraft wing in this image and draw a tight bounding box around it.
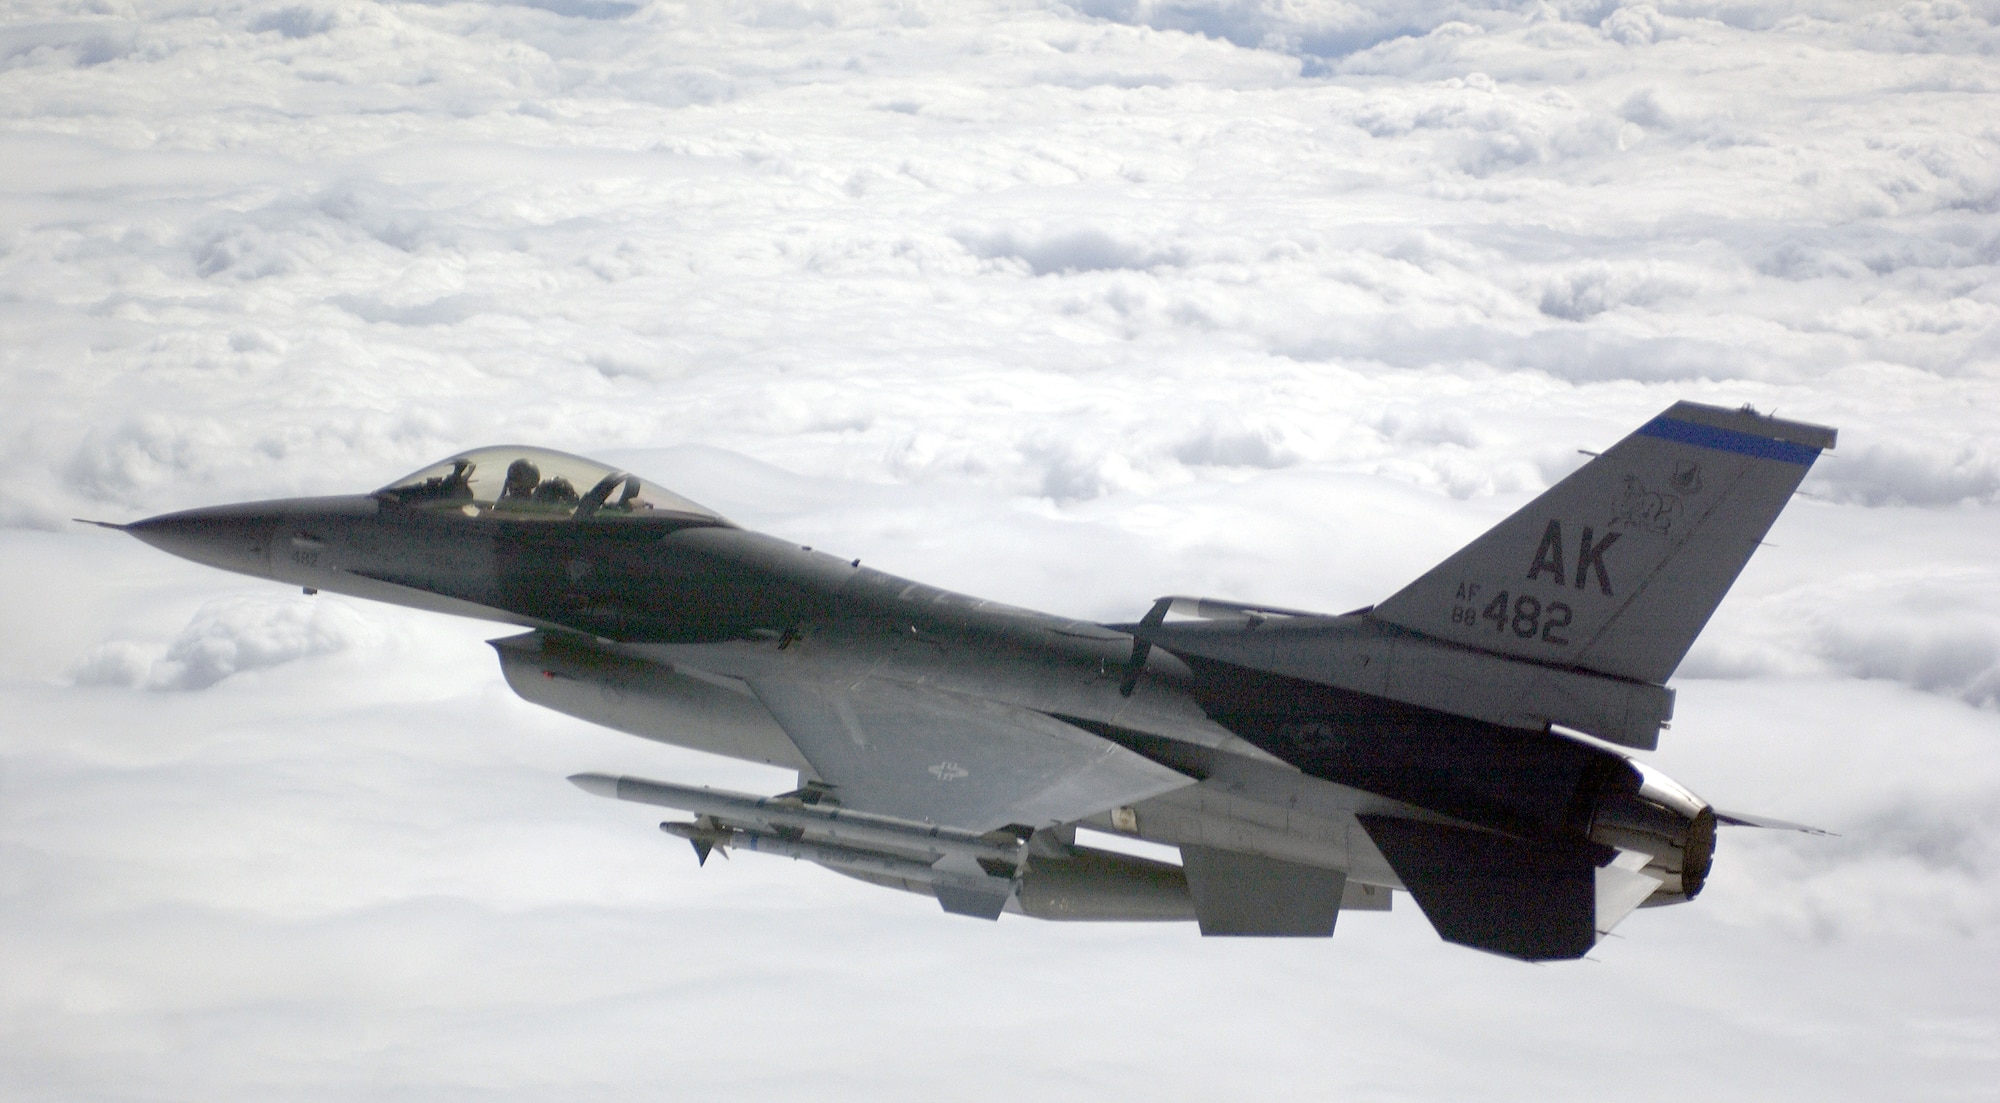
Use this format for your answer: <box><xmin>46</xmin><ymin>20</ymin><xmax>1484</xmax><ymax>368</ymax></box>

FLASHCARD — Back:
<box><xmin>748</xmin><ymin>676</ymin><xmax>1193</xmax><ymax>833</ymax></box>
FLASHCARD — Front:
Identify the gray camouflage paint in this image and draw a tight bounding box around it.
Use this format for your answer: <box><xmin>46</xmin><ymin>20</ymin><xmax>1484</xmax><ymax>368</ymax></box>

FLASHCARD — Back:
<box><xmin>113</xmin><ymin>402</ymin><xmax>1832</xmax><ymax>960</ymax></box>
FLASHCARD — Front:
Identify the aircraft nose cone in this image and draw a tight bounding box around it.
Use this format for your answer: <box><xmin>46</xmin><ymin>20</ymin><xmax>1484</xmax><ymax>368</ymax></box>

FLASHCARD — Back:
<box><xmin>125</xmin><ymin>504</ymin><xmax>279</xmax><ymax>579</ymax></box>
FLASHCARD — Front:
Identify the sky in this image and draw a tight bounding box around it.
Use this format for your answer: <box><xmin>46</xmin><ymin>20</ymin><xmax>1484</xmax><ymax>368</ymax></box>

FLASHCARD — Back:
<box><xmin>1</xmin><ymin>0</ymin><xmax>1997</xmax><ymax>1099</ymax></box>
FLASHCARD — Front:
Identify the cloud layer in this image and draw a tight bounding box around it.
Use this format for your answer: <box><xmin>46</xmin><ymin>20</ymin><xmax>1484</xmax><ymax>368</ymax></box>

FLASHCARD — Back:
<box><xmin>2</xmin><ymin>1</ymin><xmax>1996</xmax><ymax>1100</ymax></box>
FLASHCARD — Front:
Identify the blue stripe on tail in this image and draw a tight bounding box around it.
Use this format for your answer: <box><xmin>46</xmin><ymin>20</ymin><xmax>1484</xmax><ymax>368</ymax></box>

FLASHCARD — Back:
<box><xmin>1638</xmin><ymin>416</ymin><xmax>1821</xmax><ymax>466</ymax></box>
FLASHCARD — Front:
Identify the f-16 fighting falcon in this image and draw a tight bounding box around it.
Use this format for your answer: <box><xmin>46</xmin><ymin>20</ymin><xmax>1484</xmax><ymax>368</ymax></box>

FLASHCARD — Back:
<box><xmin>94</xmin><ymin>402</ymin><xmax>1836</xmax><ymax>961</ymax></box>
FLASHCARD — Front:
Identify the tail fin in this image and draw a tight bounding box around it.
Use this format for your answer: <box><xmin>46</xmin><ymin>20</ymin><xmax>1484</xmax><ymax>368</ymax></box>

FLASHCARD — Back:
<box><xmin>1371</xmin><ymin>402</ymin><xmax>1835</xmax><ymax>685</ymax></box>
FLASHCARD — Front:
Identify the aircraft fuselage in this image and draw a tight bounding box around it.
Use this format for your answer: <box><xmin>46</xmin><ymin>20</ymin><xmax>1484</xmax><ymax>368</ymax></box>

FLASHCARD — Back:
<box><xmin>124</xmin><ymin>488</ymin><xmax>1659</xmax><ymax>904</ymax></box>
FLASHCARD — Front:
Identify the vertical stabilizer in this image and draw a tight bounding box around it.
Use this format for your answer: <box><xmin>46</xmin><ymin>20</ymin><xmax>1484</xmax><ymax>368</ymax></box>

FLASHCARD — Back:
<box><xmin>1371</xmin><ymin>403</ymin><xmax>1835</xmax><ymax>685</ymax></box>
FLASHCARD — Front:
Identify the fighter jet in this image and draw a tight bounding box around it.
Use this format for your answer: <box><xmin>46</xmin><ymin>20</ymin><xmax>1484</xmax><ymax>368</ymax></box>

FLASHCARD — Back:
<box><xmin>96</xmin><ymin>402</ymin><xmax>1835</xmax><ymax>961</ymax></box>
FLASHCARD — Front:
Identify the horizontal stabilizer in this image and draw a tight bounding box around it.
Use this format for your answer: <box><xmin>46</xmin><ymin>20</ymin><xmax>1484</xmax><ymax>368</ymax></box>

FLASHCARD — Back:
<box><xmin>1358</xmin><ymin>815</ymin><xmax>1606</xmax><ymax>961</ymax></box>
<box><xmin>1715</xmin><ymin>809</ymin><xmax>1836</xmax><ymax>836</ymax></box>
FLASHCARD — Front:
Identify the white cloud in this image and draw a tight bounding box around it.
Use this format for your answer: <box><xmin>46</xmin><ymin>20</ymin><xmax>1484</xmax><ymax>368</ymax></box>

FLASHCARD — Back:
<box><xmin>1</xmin><ymin>0</ymin><xmax>1997</xmax><ymax>1098</ymax></box>
<box><xmin>73</xmin><ymin>591</ymin><xmax>386</xmax><ymax>690</ymax></box>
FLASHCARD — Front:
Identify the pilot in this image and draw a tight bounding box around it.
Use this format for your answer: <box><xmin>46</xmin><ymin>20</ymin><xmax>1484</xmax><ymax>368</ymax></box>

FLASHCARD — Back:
<box><xmin>440</xmin><ymin>458</ymin><xmax>474</xmax><ymax>498</ymax></box>
<box><xmin>532</xmin><ymin>475</ymin><xmax>580</xmax><ymax>506</ymax></box>
<box><xmin>501</xmin><ymin>459</ymin><xmax>540</xmax><ymax>503</ymax></box>
<box><xmin>397</xmin><ymin>458</ymin><xmax>474</xmax><ymax>503</ymax></box>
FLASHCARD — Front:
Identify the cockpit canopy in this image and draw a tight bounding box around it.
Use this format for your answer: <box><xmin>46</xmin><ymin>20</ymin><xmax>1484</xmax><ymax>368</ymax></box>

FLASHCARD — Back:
<box><xmin>377</xmin><ymin>446</ymin><xmax>726</xmax><ymax>523</ymax></box>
